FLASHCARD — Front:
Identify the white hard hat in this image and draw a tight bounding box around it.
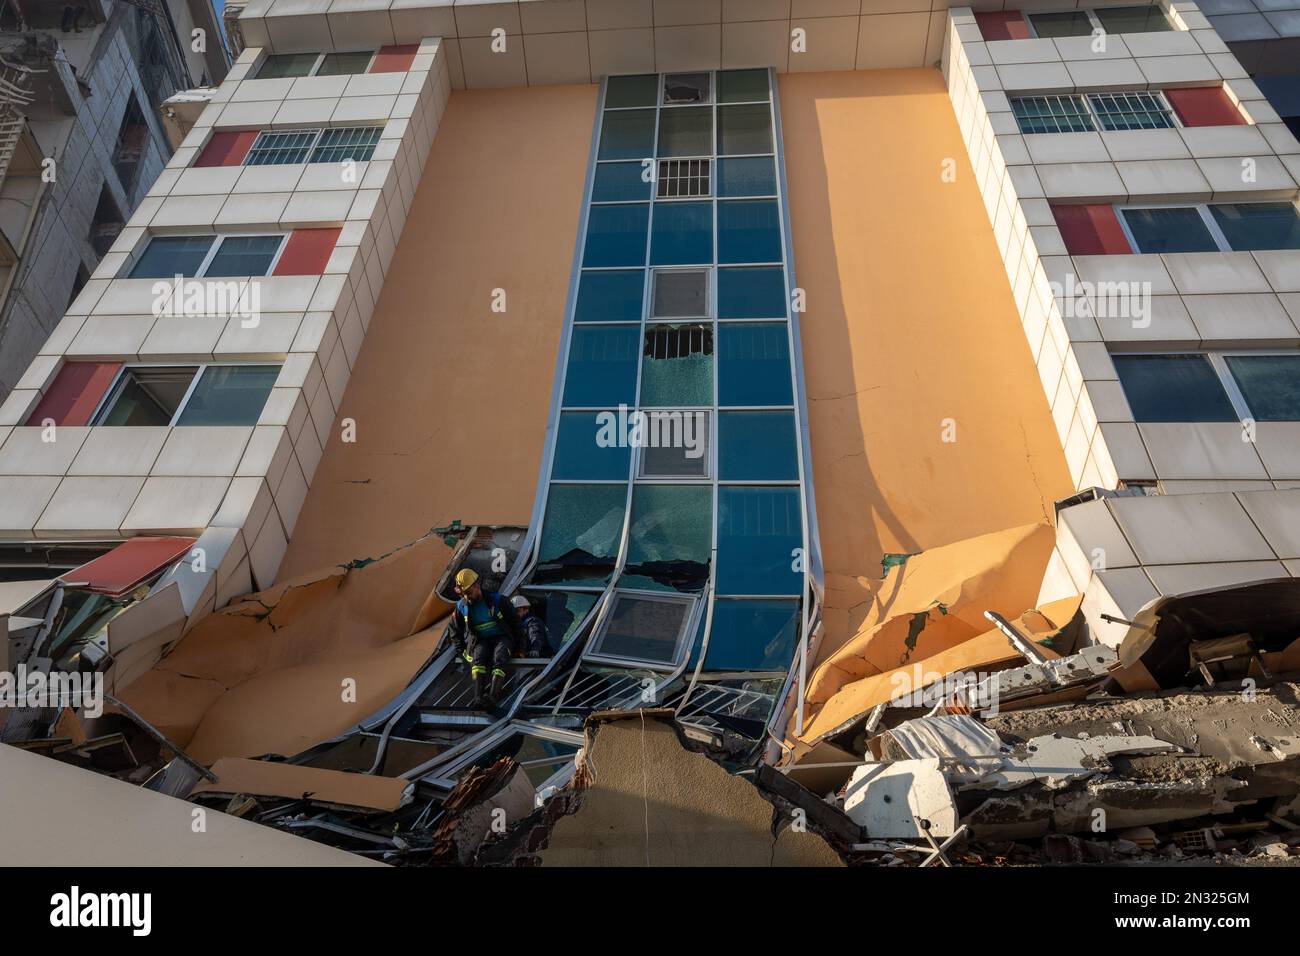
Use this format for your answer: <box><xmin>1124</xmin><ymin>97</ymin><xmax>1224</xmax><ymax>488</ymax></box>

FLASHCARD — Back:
<box><xmin>510</xmin><ymin>595</ymin><xmax>531</xmax><ymax>609</ymax></box>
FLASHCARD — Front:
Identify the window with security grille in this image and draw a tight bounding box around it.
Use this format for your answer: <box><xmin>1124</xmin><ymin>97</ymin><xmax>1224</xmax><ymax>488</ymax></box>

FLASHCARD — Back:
<box><xmin>652</xmin><ymin>270</ymin><xmax>709</xmax><ymax>318</ymax></box>
<box><xmin>246</xmin><ymin>129</ymin><xmax>320</xmax><ymax>165</ymax></box>
<box><xmin>657</xmin><ymin>158</ymin><xmax>710</xmax><ymax>197</ymax></box>
<box><xmin>1087</xmin><ymin>92</ymin><xmax>1175</xmax><ymax>130</ymax></box>
<box><xmin>1011</xmin><ymin>95</ymin><xmax>1095</xmax><ymax>134</ymax></box>
<box><xmin>310</xmin><ymin>126</ymin><xmax>384</xmax><ymax>163</ymax></box>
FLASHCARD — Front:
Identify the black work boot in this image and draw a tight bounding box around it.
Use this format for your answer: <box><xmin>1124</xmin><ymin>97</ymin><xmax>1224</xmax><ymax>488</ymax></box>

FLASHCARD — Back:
<box><xmin>471</xmin><ymin>671</ymin><xmax>489</xmax><ymax>709</ymax></box>
<box><xmin>488</xmin><ymin>670</ymin><xmax>507</xmax><ymax>706</ymax></box>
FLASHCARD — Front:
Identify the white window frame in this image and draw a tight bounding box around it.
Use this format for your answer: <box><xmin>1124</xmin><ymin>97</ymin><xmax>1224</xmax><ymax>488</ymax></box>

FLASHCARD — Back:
<box><xmin>583</xmin><ymin>589</ymin><xmax>700</xmax><ymax>670</ymax></box>
<box><xmin>633</xmin><ymin>406</ymin><xmax>714</xmax><ymax>479</ymax></box>
<box><xmin>1011</xmin><ymin>90</ymin><xmax>1179</xmax><ymax>135</ymax></box>
<box><xmin>1024</xmin><ymin>5</ymin><xmax>1172</xmax><ymax>39</ymax></box>
<box><xmin>127</xmin><ymin>232</ymin><xmax>289</xmax><ymax>279</ymax></box>
<box><xmin>89</xmin><ymin>361</ymin><xmax>282</xmax><ymax>427</ymax></box>
<box><xmin>1114</xmin><ymin>200</ymin><xmax>1300</xmax><ymax>254</ymax></box>
<box><xmin>1117</xmin><ymin>349</ymin><xmax>1300</xmax><ymax>423</ymax></box>
<box><xmin>244</xmin><ymin>125</ymin><xmax>384</xmax><ymax>167</ymax></box>
<box><xmin>649</xmin><ymin>267</ymin><xmax>712</xmax><ymax>320</ymax></box>
<box><xmin>257</xmin><ymin>49</ymin><xmax>378</xmax><ymax>80</ymax></box>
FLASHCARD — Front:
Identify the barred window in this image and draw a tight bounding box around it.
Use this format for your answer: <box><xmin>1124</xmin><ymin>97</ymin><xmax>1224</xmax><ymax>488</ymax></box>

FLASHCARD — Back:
<box><xmin>657</xmin><ymin>158</ymin><xmax>710</xmax><ymax>198</ymax></box>
<box><xmin>245</xmin><ymin>129</ymin><xmax>319</xmax><ymax>165</ymax></box>
<box><xmin>1087</xmin><ymin>92</ymin><xmax>1175</xmax><ymax>131</ymax></box>
<box><xmin>1010</xmin><ymin>95</ymin><xmax>1094</xmax><ymax>134</ymax></box>
<box><xmin>310</xmin><ymin>126</ymin><xmax>384</xmax><ymax>163</ymax></box>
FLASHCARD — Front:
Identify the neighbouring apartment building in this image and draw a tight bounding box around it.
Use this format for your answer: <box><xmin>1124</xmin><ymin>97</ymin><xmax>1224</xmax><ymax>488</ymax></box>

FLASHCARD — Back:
<box><xmin>0</xmin><ymin>0</ymin><xmax>229</xmax><ymax>401</ymax></box>
<box><xmin>0</xmin><ymin>0</ymin><xmax>1299</xmax><ymax>771</ymax></box>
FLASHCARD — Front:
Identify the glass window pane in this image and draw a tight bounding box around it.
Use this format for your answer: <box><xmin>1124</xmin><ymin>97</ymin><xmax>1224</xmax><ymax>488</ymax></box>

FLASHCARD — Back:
<box><xmin>598</xmin><ymin>109</ymin><xmax>655</xmax><ymax>160</ymax></box>
<box><xmin>717</xmin><ymin>486</ymin><xmax>803</xmax><ymax>596</ymax></box>
<box><xmin>1122</xmin><ymin>207</ymin><xmax>1219</xmax><ymax>254</ymax></box>
<box><xmin>703</xmin><ymin>599</ymin><xmax>799</xmax><ymax>671</ymax></box>
<box><xmin>639</xmin><ymin>411</ymin><xmax>710</xmax><ymax>478</ymax></box>
<box><xmin>1095</xmin><ymin>5</ymin><xmax>1172</xmax><ymax>33</ymax></box>
<box><xmin>1087</xmin><ymin>92</ymin><xmax>1174</xmax><ymax>131</ymax></box>
<box><xmin>1113</xmin><ymin>354</ymin><xmax>1238</xmax><ymax>422</ymax></box>
<box><xmin>552</xmin><ymin>411</ymin><xmax>631</xmax><ymax>480</ymax></box>
<box><xmin>718</xmin><ymin>199</ymin><xmax>782</xmax><ymax>264</ymax></box>
<box><xmin>718</xmin><ymin>104</ymin><xmax>773</xmax><ymax>155</ymax></box>
<box><xmin>493</xmin><ymin>735</ymin><xmax>580</xmax><ymax>787</ymax></box>
<box><xmin>717</xmin><ymin>156</ymin><xmax>776</xmax><ymax>197</ymax></box>
<box><xmin>593</xmin><ymin>161</ymin><xmax>652</xmax><ymax>201</ymax></box>
<box><xmin>97</xmin><ymin>367</ymin><xmax>196</xmax><ymax>425</ymax></box>
<box><xmin>315</xmin><ymin>51</ymin><xmax>374</xmax><ymax>76</ymax></box>
<box><xmin>663</xmin><ymin>73</ymin><xmax>710</xmax><ymax>105</ymax></box>
<box><xmin>627</xmin><ymin>484</ymin><xmax>711</xmax><ymax>572</ymax></box>
<box><xmin>256</xmin><ymin>53</ymin><xmax>319</xmax><ymax>79</ymax></box>
<box><xmin>590</xmin><ymin>594</ymin><xmax>691</xmax><ymax>664</ymax></box>
<box><xmin>1209</xmin><ymin>203</ymin><xmax>1300</xmax><ymax>252</ymax></box>
<box><xmin>1226</xmin><ymin>355</ymin><xmax>1300</xmax><ymax>421</ymax></box>
<box><xmin>606</xmin><ymin>75</ymin><xmax>658</xmax><ymax>109</ymax></box>
<box><xmin>521</xmin><ymin>590</ymin><xmax>598</xmax><ymax>651</ymax></box>
<box><xmin>584</xmin><ymin>203</ymin><xmax>649</xmax><ymax>267</ymax></box>
<box><xmin>657</xmin><ymin>107</ymin><xmax>711</xmax><ymax>157</ymax></box>
<box><xmin>175</xmin><ymin>365</ymin><xmax>278</xmax><ymax>425</ymax></box>
<box><xmin>719</xmin><ymin>323</ymin><xmax>793</xmax><ymax>406</ymax></box>
<box><xmin>309</xmin><ymin>126</ymin><xmax>382</xmax><ymax>163</ymax></box>
<box><xmin>640</xmin><ymin>325</ymin><xmax>712</xmax><ymax>406</ymax></box>
<box><xmin>1011</xmin><ymin>95</ymin><xmax>1094</xmax><ymax>134</ymax></box>
<box><xmin>718</xmin><ymin>266</ymin><xmax>785</xmax><ymax>318</ymax></box>
<box><xmin>537</xmin><ymin>483</ymin><xmax>627</xmax><ymax>568</ymax></box>
<box><xmin>719</xmin><ymin>411</ymin><xmax>798</xmax><ymax>480</ymax></box>
<box><xmin>651</xmin><ymin>270</ymin><xmax>708</xmax><ymax>318</ymax></box>
<box><xmin>718</xmin><ymin>69</ymin><xmax>769</xmax><ymax>104</ymax></box>
<box><xmin>575</xmin><ymin>270</ymin><xmax>643</xmax><ymax>322</ymax></box>
<box><xmin>1026</xmin><ymin>11</ymin><xmax>1095</xmax><ymax>37</ymax></box>
<box><xmin>203</xmin><ymin>235</ymin><xmax>283</xmax><ymax>277</ymax></box>
<box><xmin>562</xmin><ymin>326</ymin><xmax>640</xmax><ymax>407</ymax></box>
<box><xmin>246</xmin><ymin>129</ymin><xmax>319</xmax><ymax>165</ymax></box>
<box><xmin>128</xmin><ymin>235</ymin><xmax>213</xmax><ymax>278</ymax></box>
<box><xmin>650</xmin><ymin>201</ymin><xmax>712</xmax><ymax>265</ymax></box>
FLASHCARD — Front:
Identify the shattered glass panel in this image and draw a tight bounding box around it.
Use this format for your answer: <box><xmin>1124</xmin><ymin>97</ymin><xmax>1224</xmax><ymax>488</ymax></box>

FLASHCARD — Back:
<box><xmin>562</xmin><ymin>326</ymin><xmax>640</xmax><ymax>407</ymax></box>
<box><xmin>474</xmin><ymin>734</ymin><xmax>580</xmax><ymax>787</ymax></box>
<box><xmin>716</xmin><ymin>486</ymin><xmax>803</xmax><ymax>596</ymax></box>
<box><xmin>589</xmin><ymin>593</ymin><xmax>693</xmax><ymax>665</ymax></box>
<box><xmin>700</xmin><ymin>599</ymin><xmax>799</xmax><ymax>672</ymax></box>
<box><xmin>718</xmin><ymin>199</ymin><xmax>782</xmax><ymax>264</ymax></box>
<box><xmin>640</xmin><ymin>325</ymin><xmax>713</xmax><ymax>407</ymax></box>
<box><xmin>537</xmin><ymin>483</ymin><xmax>626</xmax><ymax>575</ymax></box>
<box><xmin>519</xmin><ymin>589</ymin><xmax>599</xmax><ymax>651</ymax></box>
<box><xmin>1226</xmin><ymin>354</ymin><xmax>1300</xmax><ymax>421</ymax></box>
<box><xmin>718</xmin><ymin>323</ymin><xmax>793</xmax><ymax>406</ymax></box>
<box><xmin>552</xmin><ymin>411</ymin><xmax>632</xmax><ymax>480</ymax></box>
<box><xmin>718</xmin><ymin>266</ymin><xmax>786</xmax><ymax>318</ymax></box>
<box><xmin>626</xmin><ymin>484</ymin><xmax>711</xmax><ymax>587</ymax></box>
<box><xmin>575</xmin><ymin>270</ymin><xmax>643</xmax><ymax>322</ymax></box>
<box><xmin>663</xmin><ymin>72</ymin><xmax>710</xmax><ymax>104</ymax></box>
<box><xmin>719</xmin><ymin>411</ymin><xmax>798</xmax><ymax>481</ymax></box>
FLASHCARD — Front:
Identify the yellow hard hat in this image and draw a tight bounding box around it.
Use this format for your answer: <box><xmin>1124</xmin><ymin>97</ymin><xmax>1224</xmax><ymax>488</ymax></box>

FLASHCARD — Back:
<box><xmin>454</xmin><ymin>568</ymin><xmax>479</xmax><ymax>591</ymax></box>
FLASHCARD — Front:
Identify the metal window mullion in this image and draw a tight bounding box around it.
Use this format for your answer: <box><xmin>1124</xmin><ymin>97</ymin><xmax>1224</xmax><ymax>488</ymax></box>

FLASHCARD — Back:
<box><xmin>1198</xmin><ymin>204</ymin><xmax>1235</xmax><ymax>252</ymax></box>
<box><xmin>192</xmin><ymin>235</ymin><xmax>223</xmax><ymax>277</ymax></box>
<box><xmin>168</xmin><ymin>365</ymin><xmax>207</xmax><ymax>425</ymax></box>
<box><xmin>1207</xmin><ymin>352</ymin><xmax>1255</xmax><ymax>421</ymax></box>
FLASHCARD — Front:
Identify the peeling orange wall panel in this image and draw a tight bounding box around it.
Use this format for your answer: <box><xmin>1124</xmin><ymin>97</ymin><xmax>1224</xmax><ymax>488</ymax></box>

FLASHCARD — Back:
<box><xmin>777</xmin><ymin>70</ymin><xmax>1073</xmax><ymax>653</ymax></box>
<box><xmin>278</xmin><ymin>84</ymin><xmax>598</xmax><ymax>579</ymax></box>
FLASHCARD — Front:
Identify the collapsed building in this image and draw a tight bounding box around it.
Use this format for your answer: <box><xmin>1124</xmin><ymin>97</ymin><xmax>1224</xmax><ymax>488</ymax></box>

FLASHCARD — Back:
<box><xmin>3</xmin><ymin>0</ymin><xmax>1300</xmax><ymax>865</ymax></box>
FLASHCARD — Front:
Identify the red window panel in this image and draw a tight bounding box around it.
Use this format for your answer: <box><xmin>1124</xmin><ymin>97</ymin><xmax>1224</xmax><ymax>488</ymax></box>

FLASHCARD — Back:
<box><xmin>1051</xmin><ymin>203</ymin><xmax>1133</xmax><ymax>256</ymax></box>
<box><xmin>369</xmin><ymin>44</ymin><xmax>419</xmax><ymax>73</ymax></box>
<box><xmin>61</xmin><ymin>536</ymin><xmax>198</xmax><ymax>598</ymax></box>
<box><xmin>24</xmin><ymin>361</ymin><xmax>121</xmax><ymax>427</ymax></box>
<box><xmin>272</xmin><ymin>227</ymin><xmax>342</xmax><ymax>276</ymax></box>
<box><xmin>1165</xmin><ymin>87</ymin><xmax>1247</xmax><ymax>128</ymax></box>
<box><xmin>195</xmin><ymin>130</ymin><xmax>259</xmax><ymax>167</ymax></box>
<box><xmin>975</xmin><ymin>11</ymin><xmax>1030</xmax><ymax>41</ymax></box>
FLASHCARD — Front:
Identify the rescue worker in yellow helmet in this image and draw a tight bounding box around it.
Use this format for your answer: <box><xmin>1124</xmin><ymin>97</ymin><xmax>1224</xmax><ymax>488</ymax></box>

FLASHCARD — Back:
<box><xmin>446</xmin><ymin>568</ymin><xmax>524</xmax><ymax>708</ymax></box>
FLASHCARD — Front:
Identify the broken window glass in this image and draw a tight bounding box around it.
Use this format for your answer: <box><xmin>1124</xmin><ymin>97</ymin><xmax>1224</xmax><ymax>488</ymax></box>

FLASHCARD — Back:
<box><xmin>593</xmin><ymin>161</ymin><xmax>653</xmax><ymax>202</ymax></box>
<box><xmin>650</xmin><ymin>200</ymin><xmax>712</xmax><ymax>265</ymax></box>
<box><xmin>562</xmin><ymin>326</ymin><xmax>640</xmax><ymax>407</ymax></box>
<box><xmin>552</xmin><ymin>411</ymin><xmax>631</xmax><ymax>480</ymax></box>
<box><xmin>606</xmin><ymin>74</ymin><xmax>658</xmax><ymax>109</ymax></box>
<box><xmin>624</xmin><ymin>484</ymin><xmax>711</xmax><ymax>590</ymax></box>
<box><xmin>651</xmin><ymin>270</ymin><xmax>708</xmax><ymax>319</ymax></box>
<box><xmin>657</xmin><ymin>106</ymin><xmax>712</xmax><ymax>157</ymax></box>
<box><xmin>575</xmin><ymin>270</ymin><xmax>643</xmax><ymax>323</ymax></box>
<box><xmin>700</xmin><ymin>598</ymin><xmax>800</xmax><ymax>671</ymax></box>
<box><xmin>519</xmin><ymin>589</ymin><xmax>599</xmax><ymax>651</ymax></box>
<box><xmin>719</xmin><ymin>411</ymin><xmax>798</xmax><ymax>480</ymax></box>
<box><xmin>718</xmin><ymin>69</ymin><xmax>769</xmax><ymax>104</ymax></box>
<box><xmin>717</xmin><ymin>104</ymin><xmax>773</xmax><ymax>155</ymax></box>
<box><xmin>588</xmin><ymin>592</ymin><xmax>694</xmax><ymax>665</ymax></box>
<box><xmin>663</xmin><ymin>72</ymin><xmax>710</xmax><ymax>105</ymax></box>
<box><xmin>718</xmin><ymin>323</ymin><xmax>793</xmax><ymax>406</ymax></box>
<box><xmin>537</xmin><ymin>483</ymin><xmax>626</xmax><ymax>580</ymax></box>
<box><xmin>584</xmin><ymin>203</ymin><xmax>650</xmax><ymax>267</ymax></box>
<box><xmin>717</xmin><ymin>156</ymin><xmax>776</xmax><ymax>197</ymax></box>
<box><xmin>718</xmin><ymin>199</ymin><xmax>782</xmax><ymax>263</ymax></box>
<box><xmin>718</xmin><ymin>266</ymin><xmax>786</xmax><ymax>318</ymax></box>
<box><xmin>640</xmin><ymin>325</ymin><xmax>712</xmax><ymax>407</ymax></box>
<box><xmin>716</xmin><ymin>486</ymin><xmax>803</xmax><ymax>596</ymax></box>
<box><xmin>1226</xmin><ymin>354</ymin><xmax>1300</xmax><ymax>421</ymax></box>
